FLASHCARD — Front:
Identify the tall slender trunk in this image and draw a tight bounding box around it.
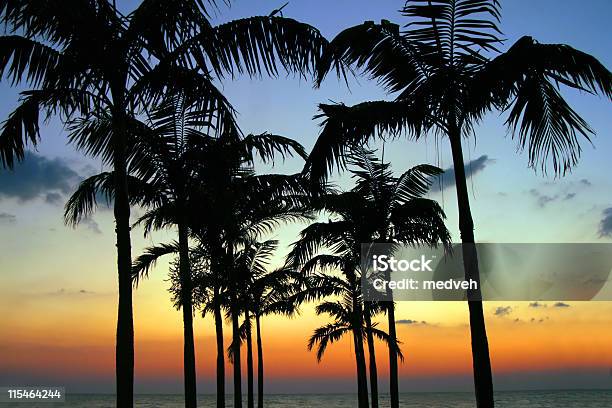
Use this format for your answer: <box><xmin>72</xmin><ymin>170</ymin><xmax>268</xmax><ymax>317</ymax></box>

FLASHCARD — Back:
<box><xmin>178</xmin><ymin>221</ymin><xmax>197</xmax><ymax>408</ymax></box>
<box><xmin>352</xmin><ymin>294</ymin><xmax>369</xmax><ymax>408</ymax></box>
<box><xmin>214</xmin><ymin>286</ymin><xmax>226</xmax><ymax>408</ymax></box>
<box><xmin>111</xmin><ymin>85</ymin><xmax>134</xmax><ymax>408</ymax></box>
<box><xmin>352</xmin><ymin>327</ymin><xmax>369</xmax><ymax>408</ymax></box>
<box><xmin>231</xmin><ymin>295</ymin><xmax>242</xmax><ymax>408</ymax></box>
<box><xmin>255</xmin><ymin>315</ymin><xmax>264</xmax><ymax>408</ymax></box>
<box><xmin>448</xmin><ymin>127</ymin><xmax>494</xmax><ymax>408</ymax></box>
<box><xmin>363</xmin><ymin>305</ymin><xmax>378</xmax><ymax>408</ymax></box>
<box><xmin>385</xmin><ymin>281</ymin><xmax>399</xmax><ymax>408</ymax></box>
<box><xmin>245</xmin><ymin>310</ymin><xmax>254</xmax><ymax>408</ymax></box>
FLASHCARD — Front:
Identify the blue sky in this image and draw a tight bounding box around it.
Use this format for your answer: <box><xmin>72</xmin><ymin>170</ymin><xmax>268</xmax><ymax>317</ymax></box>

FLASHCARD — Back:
<box><xmin>1</xmin><ymin>0</ymin><xmax>612</xmax><ymax>393</ymax></box>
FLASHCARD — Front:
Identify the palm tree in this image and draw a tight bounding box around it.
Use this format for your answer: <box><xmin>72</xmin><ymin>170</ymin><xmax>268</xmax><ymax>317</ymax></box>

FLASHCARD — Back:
<box><xmin>193</xmin><ymin>248</ymin><xmax>229</xmax><ymax>408</ymax></box>
<box><xmin>188</xmin><ymin>131</ymin><xmax>310</xmax><ymax>408</ymax></box>
<box><xmin>308</xmin><ymin>296</ymin><xmax>401</xmax><ymax>406</ymax></box>
<box><xmin>362</xmin><ymin>300</ymin><xmax>386</xmax><ymax>408</ymax></box>
<box><xmin>66</xmin><ymin>101</ymin><xmax>311</xmax><ymax>408</ymax></box>
<box><xmin>65</xmin><ymin>93</ymin><xmax>227</xmax><ymax>407</ymax></box>
<box><xmin>233</xmin><ymin>239</ymin><xmax>280</xmax><ymax>408</ymax></box>
<box><xmin>129</xmin><ymin>125</ymin><xmax>309</xmax><ymax>408</ymax></box>
<box><xmin>309</xmin><ymin>1</ymin><xmax>611</xmax><ymax>406</ymax></box>
<box><xmin>237</xmin><ymin>243</ymin><xmax>303</xmax><ymax>408</ymax></box>
<box><xmin>133</xmin><ymin>237</ymin><xmax>230</xmax><ymax>407</ymax></box>
<box><xmin>0</xmin><ymin>2</ymin><xmax>328</xmax><ymax>406</ymax></box>
<box><xmin>289</xmin><ymin>147</ymin><xmax>450</xmax><ymax>408</ymax></box>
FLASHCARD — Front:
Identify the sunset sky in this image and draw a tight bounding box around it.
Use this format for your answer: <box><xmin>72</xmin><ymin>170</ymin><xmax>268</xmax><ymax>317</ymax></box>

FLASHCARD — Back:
<box><xmin>1</xmin><ymin>0</ymin><xmax>612</xmax><ymax>394</ymax></box>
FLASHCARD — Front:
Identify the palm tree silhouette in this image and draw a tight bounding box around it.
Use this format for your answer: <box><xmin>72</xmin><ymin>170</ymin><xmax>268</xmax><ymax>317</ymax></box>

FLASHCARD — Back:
<box><xmin>66</xmin><ymin>92</ymin><xmax>311</xmax><ymax>408</ymax></box>
<box><xmin>363</xmin><ymin>300</ymin><xmax>386</xmax><ymax>408</ymax></box>
<box><xmin>235</xmin><ymin>241</ymin><xmax>303</xmax><ymax>408</ymax></box>
<box><xmin>192</xmin><ymin>248</ymin><xmax>229</xmax><ymax>408</ymax></box>
<box><xmin>189</xmin><ymin>132</ymin><xmax>309</xmax><ymax>408</ymax></box>
<box><xmin>289</xmin><ymin>147</ymin><xmax>450</xmax><ymax>408</ymax></box>
<box><xmin>65</xmin><ymin>92</ymin><xmax>227</xmax><ymax>406</ymax></box>
<box><xmin>309</xmin><ymin>1</ymin><xmax>611</xmax><ymax>406</ymax></box>
<box><xmin>233</xmin><ymin>239</ymin><xmax>279</xmax><ymax>408</ymax></box>
<box><xmin>232</xmin><ymin>239</ymin><xmax>285</xmax><ymax>408</ymax></box>
<box><xmin>0</xmin><ymin>2</ymin><xmax>328</xmax><ymax>406</ymax></box>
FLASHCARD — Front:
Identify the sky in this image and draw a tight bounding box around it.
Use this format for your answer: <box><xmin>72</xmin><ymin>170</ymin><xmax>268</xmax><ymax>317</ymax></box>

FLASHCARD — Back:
<box><xmin>1</xmin><ymin>0</ymin><xmax>612</xmax><ymax>394</ymax></box>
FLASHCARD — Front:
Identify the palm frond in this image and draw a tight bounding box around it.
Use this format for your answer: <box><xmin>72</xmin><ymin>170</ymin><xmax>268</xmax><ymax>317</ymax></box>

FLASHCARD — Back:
<box><xmin>206</xmin><ymin>16</ymin><xmax>327</xmax><ymax>78</ymax></box>
<box><xmin>317</xmin><ymin>19</ymin><xmax>429</xmax><ymax>93</ymax></box>
<box><xmin>242</xmin><ymin>132</ymin><xmax>308</xmax><ymax>163</ymax></box>
<box><xmin>402</xmin><ymin>0</ymin><xmax>502</xmax><ymax>62</ymax></box>
<box><xmin>307</xmin><ymin>322</ymin><xmax>349</xmax><ymax>362</ymax></box>
<box><xmin>132</xmin><ymin>242</ymin><xmax>180</xmax><ymax>287</ymax></box>
<box><xmin>0</xmin><ymin>35</ymin><xmax>61</xmax><ymax>86</ymax></box>
<box><xmin>394</xmin><ymin>164</ymin><xmax>443</xmax><ymax>203</ymax></box>
<box><xmin>305</xmin><ymin>100</ymin><xmax>426</xmax><ymax>190</ymax></box>
<box><xmin>0</xmin><ymin>88</ymin><xmax>99</xmax><ymax>168</ymax></box>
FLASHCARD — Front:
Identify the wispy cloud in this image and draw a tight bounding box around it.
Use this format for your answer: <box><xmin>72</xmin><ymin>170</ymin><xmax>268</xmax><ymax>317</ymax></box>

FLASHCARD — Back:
<box><xmin>494</xmin><ymin>306</ymin><xmax>512</xmax><ymax>317</ymax></box>
<box><xmin>0</xmin><ymin>212</ymin><xmax>17</xmax><ymax>225</ymax></box>
<box><xmin>0</xmin><ymin>152</ymin><xmax>81</xmax><ymax>202</ymax></box>
<box><xmin>396</xmin><ymin>319</ymin><xmax>428</xmax><ymax>325</ymax></box>
<box><xmin>598</xmin><ymin>208</ymin><xmax>612</xmax><ymax>238</ymax></box>
<box><xmin>81</xmin><ymin>217</ymin><xmax>102</xmax><ymax>235</ymax></box>
<box><xmin>436</xmin><ymin>155</ymin><xmax>493</xmax><ymax>191</ymax></box>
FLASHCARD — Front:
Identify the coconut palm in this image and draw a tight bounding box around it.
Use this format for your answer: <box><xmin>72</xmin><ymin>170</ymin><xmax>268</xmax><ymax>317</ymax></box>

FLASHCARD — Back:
<box><xmin>64</xmin><ymin>92</ymin><xmax>227</xmax><ymax>407</ymax></box>
<box><xmin>0</xmin><ymin>1</ymin><xmax>328</xmax><ymax>406</ymax></box>
<box><xmin>309</xmin><ymin>1</ymin><xmax>611</xmax><ymax>406</ymax></box>
<box><xmin>289</xmin><ymin>147</ymin><xmax>450</xmax><ymax>408</ymax></box>
<box><xmin>193</xmin><ymin>248</ymin><xmax>229</xmax><ymax>408</ymax></box>
<box><xmin>308</xmin><ymin>295</ymin><xmax>402</xmax><ymax>406</ymax></box>
<box><xmin>237</xmin><ymin>243</ymin><xmax>303</xmax><ymax>408</ymax></box>
<box><xmin>233</xmin><ymin>239</ymin><xmax>279</xmax><ymax>408</ymax></box>
<box><xmin>133</xmin><ymin>126</ymin><xmax>309</xmax><ymax>408</ymax></box>
<box><xmin>362</xmin><ymin>300</ymin><xmax>386</xmax><ymax>408</ymax></box>
<box><xmin>187</xmin><ymin>131</ymin><xmax>310</xmax><ymax>408</ymax></box>
<box><xmin>66</xmin><ymin>98</ymin><xmax>310</xmax><ymax>408</ymax></box>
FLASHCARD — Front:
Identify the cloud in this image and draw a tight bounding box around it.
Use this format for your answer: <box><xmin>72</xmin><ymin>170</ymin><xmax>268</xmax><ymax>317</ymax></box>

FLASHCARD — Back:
<box><xmin>528</xmin><ymin>179</ymin><xmax>590</xmax><ymax>208</ymax></box>
<box><xmin>529</xmin><ymin>189</ymin><xmax>558</xmax><ymax>208</ymax></box>
<box><xmin>553</xmin><ymin>302</ymin><xmax>570</xmax><ymax>308</ymax></box>
<box><xmin>528</xmin><ymin>302</ymin><xmax>547</xmax><ymax>308</ymax></box>
<box><xmin>494</xmin><ymin>306</ymin><xmax>512</xmax><ymax>317</ymax></box>
<box><xmin>598</xmin><ymin>208</ymin><xmax>612</xmax><ymax>237</ymax></box>
<box><xmin>0</xmin><ymin>151</ymin><xmax>81</xmax><ymax>202</ymax></box>
<box><xmin>44</xmin><ymin>288</ymin><xmax>97</xmax><ymax>296</ymax></box>
<box><xmin>396</xmin><ymin>319</ymin><xmax>428</xmax><ymax>325</ymax></box>
<box><xmin>564</xmin><ymin>193</ymin><xmax>576</xmax><ymax>201</ymax></box>
<box><xmin>45</xmin><ymin>192</ymin><xmax>63</xmax><ymax>205</ymax></box>
<box><xmin>436</xmin><ymin>155</ymin><xmax>493</xmax><ymax>191</ymax></box>
<box><xmin>81</xmin><ymin>218</ymin><xmax>102</xmax><ymax>235</ymax></box>
<box><xmin>0</xmin><ymin>212</ymin><xmax>17</xmax><ymax>225</ymax></box>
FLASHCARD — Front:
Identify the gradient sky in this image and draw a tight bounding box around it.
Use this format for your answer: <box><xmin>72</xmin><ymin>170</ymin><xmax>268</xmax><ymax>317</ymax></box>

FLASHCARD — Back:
<box><xmin>1</xmin><ymin>0</ymin><xmax>612</xmax><ymax>394</ymax></box>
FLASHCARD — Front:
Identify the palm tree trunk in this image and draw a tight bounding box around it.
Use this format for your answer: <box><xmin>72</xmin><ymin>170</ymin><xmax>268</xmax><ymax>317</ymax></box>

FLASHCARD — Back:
<box><xmin>231</xmin><ymin>296</ymin><xmax>242</xmax><ymax>408</ymax></box>
<box><xmin>111</xmin><ymin>87</ymin><xmax>134</xmax><ymax>408</ymax></box>
<box><xmin>352</xmin><ymin>327</ymin><xmax>369</xmax><ymax>408</ymax></box>
<box><xmin>245</xmin><ymin>310</ymin><xmax>255</xmax><ymax>408</ymax></box>
<box><xmin>255</xmin><ymin>315</ymin><xmax>264</xmax><ymax>408</ymax></box>
<box><xmin>385</xmin><ymin>281</ymin><xmax>399</xmax><ymax>408</ymax></box>
<box><xmin>214</xmin><ymin>286</ymin><xmax>226</xmax><ymax>408</ymax></box>
<box><xmin>448</xmin><ymin>128</ymin><xmax>494</xmax><ymax>408</ymax></box>
<box><xmin>351</xmin><ymin>293</ymin><xmax>369</xmax><ymax>408</ymax></box>
<box><xmin>363</xmin><ymin>306</ymin><xmax>378</xmax><ymax>408</ymax></box>
<box><xmin>178</xmin><ymin>222</ymin><xmax>197</xmax><ymax>408</ymax></box>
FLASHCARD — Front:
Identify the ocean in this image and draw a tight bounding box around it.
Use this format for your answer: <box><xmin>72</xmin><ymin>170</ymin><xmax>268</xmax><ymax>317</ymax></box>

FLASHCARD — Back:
<box><xmin>4</xmin><ymin>390</ymin><xmax>611</xmax><ymax>407</ymax></box>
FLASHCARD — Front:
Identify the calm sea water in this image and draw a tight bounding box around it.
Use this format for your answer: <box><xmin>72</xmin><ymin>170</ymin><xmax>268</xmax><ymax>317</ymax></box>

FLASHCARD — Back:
<box><xmin>3</xmin><ymin>390</ymin><xmax>610</xmax><ymax>407</ymax></box>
